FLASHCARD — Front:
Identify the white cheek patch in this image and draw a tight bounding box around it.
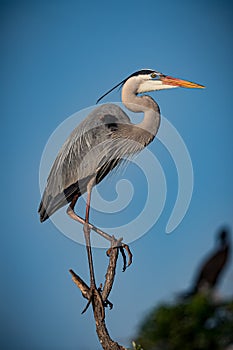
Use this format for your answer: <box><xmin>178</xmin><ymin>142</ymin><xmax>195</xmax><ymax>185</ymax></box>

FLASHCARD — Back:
<box><xmin>137</xmin><ymin>80</ymin><xmax>177</xmax><ymax>93</ymax></box>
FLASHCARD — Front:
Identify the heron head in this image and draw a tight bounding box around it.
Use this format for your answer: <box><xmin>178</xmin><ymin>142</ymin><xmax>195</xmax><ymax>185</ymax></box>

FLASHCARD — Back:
<box><xmin>96</xmin><ymin>68</ymin><xmax>204</xmax><ymax>103</ymax></box>
<box><xmin>130</xmin><ymin>69</ymin><xmax>205</xmax><ymax>93</ymax></box>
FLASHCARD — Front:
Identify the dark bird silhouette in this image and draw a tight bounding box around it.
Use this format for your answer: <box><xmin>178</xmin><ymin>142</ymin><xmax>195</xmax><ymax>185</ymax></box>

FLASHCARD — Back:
<box><xmin>180</xmin><ymin>228</ymin><xmax>231</xmax><ymax>299</ymax></box>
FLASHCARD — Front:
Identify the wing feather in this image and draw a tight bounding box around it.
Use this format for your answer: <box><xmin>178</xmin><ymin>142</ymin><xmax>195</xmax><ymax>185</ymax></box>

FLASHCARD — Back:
<box><xmin>38</xmin><ymin>104</ymin><xmax>132</xmax><ymax>221</ymax></box>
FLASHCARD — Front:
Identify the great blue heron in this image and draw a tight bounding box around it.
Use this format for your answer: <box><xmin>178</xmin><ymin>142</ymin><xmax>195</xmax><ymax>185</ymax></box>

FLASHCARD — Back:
<box><xmin>39</xmin><ymin>68</ymin><xmax>204</xmax><ymax>304</ymax></box>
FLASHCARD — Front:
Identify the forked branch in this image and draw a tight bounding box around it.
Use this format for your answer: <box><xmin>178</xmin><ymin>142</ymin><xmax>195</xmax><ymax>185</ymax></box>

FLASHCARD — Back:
<box><xmin>69</xmin><ymin>236</ymin><xmax>132</xmax><ymax>350</ymax></box>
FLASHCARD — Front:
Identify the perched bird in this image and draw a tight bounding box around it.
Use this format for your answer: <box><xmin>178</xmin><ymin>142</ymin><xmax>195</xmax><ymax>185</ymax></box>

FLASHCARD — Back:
<box><xmin>180</xmin><ymin>228</ymin><xmax>231</xmax><ymax>299</ymax></box>
<box><xmin>39</xmin><ymin>69</ymin><xmax>204</xmax><ymax>292</ymax></box>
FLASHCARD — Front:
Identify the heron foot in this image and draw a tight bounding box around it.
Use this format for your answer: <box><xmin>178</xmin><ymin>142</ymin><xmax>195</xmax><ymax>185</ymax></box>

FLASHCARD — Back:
<box><xmin>98</xmin><ymin>283</ymin><xmax>113</xmax><ymax>310</ymax></box>
<box><xmin>81</xmin><ymin>286</ymin><xmax>105</xmax><ymax>319</ymax></box>
<box><xmin>103</xmin><ymin>299</ymin><xmax>113</xmax><ymax>310</ymax></box>
<box><xmin>106</xmin><ymin>236</ymin><xmax>133</xmax><ymax>272</ymax></box>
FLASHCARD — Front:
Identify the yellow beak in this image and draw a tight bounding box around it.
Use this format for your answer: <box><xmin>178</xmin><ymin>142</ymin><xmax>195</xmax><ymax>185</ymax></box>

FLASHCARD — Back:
<box><xmin>161</xmin><ymin>76</ymin><xmax>205</xmax><ymax>89</ymax></box>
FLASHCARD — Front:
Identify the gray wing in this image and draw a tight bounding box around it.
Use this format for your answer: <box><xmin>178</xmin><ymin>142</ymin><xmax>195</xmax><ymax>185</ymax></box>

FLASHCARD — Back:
<box><xmin>38</xmin><ymin>103</ymin><xmax>132</xmax><ymax>221</ymax></box>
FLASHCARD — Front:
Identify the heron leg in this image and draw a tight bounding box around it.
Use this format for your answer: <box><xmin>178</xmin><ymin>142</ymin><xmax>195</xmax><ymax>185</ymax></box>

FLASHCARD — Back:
<box><xmin>84</xmin><ymin>179</ymin><xmax>96</xmax><ymax>289</ymax></box>
<box><xmin>67</xmin><ymin>201</ymin><xmax>133</xmax><ymax>271</ymax></box>
<box><xmin>68</xmin><ymin>194</ymin><xmax>97</xmax><ymax>288</ymax></box>
<box><xmin>68</xmin><ymin>181</ymin><xmax>106</xmax><ymax>316</ymax></box>
<box><xmin>67</xmin><ymin>198</ymin><xmax>112</xmax><ymax>242</ymax></box>
<box><xmin>83</xmin><ymin>179</ymin><xmax>109</xmax><ymax>317</ymax></box>
<box><xmin>66</xmin><ymin>185</ymin><xmax>133</xmax><ymax>275</ymax></box>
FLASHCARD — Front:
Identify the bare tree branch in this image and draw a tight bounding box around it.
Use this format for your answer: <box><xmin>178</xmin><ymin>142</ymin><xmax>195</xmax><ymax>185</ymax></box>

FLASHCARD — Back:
<box><xmin>69</xmin><ymin>236</ymin><xmax>131</xmax><ymax>350</ymax></box>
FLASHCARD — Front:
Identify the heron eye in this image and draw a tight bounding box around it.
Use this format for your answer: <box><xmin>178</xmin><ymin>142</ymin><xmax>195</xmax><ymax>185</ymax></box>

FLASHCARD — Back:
<box><xmin>151</xmin><ymin>72</ymin><xmax>157</xmax><ymax>79</ymax></box>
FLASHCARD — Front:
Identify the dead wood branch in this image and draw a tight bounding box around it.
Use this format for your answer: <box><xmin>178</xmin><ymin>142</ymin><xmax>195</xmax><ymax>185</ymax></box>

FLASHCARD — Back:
<box><xmin>69</xmin><ymin>235</ymin><xmax>131</xmax><ymax>350</ymax></box>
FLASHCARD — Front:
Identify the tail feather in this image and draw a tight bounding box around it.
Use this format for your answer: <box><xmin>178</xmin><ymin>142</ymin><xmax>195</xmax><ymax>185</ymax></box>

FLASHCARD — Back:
<box><xmin>38</xmin><ymin>179</ymin><xmax>85</xmax><ymax>223</ymax></box>
<box><xmin>38</xmin><ymin>196</ymin><xmax>50</xmax><ymax>222</ymax></box>
<box><xmin>38</xmin><ymin>189</ymin><xmax>78</xmax><ymax>223</ymax></box>
<box><xmin>38</xmin><ymin>189</ymin><xmax>55</xmax><ymax>222</ymax></box>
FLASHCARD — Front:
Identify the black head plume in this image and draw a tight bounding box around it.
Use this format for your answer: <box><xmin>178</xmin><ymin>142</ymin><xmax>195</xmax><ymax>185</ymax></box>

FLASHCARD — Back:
<box><xmin>96</xmin><ymin>69</ymin><xmax>156</xmax><ymax>104</ymax></box>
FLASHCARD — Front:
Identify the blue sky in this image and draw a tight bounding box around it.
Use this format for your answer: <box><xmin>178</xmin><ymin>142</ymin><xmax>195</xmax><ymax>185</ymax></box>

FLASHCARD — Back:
<box><xmin>1</xmin><ymin>1</ymin><xmax>233</xmax><ymax>349</ymax></box>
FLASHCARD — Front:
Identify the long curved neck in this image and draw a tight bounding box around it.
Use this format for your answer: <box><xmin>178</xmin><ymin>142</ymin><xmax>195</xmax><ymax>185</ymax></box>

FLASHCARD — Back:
<box><xmin>121</xmin><ymin>78</ymin><xmax>161</xmax><ymax>137</ymax></box>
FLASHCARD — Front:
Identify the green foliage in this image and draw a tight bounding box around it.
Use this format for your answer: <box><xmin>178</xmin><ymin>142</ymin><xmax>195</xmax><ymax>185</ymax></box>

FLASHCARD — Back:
<box><xmin>130</xmin><ymin>340</ymin><xmax>144</xmax><ymax>350</ymax></box>
<box><xmin>135</xmin><ymin>295</ymin><xmax>233</xmax><ymax>350</ymax></box>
